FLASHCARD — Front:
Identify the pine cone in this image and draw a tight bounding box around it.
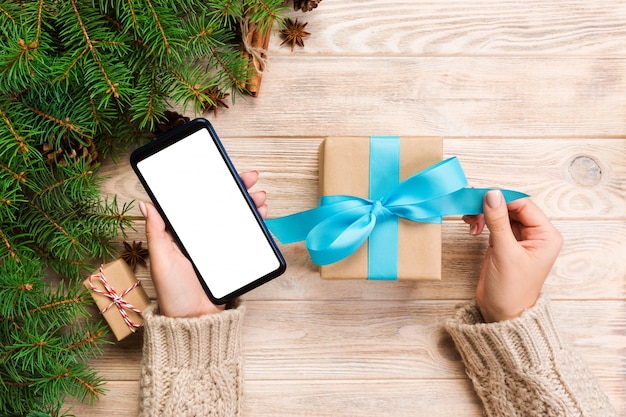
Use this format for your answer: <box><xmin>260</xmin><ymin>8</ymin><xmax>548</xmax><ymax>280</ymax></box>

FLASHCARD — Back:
<box><xmin>41</xmin><ymin>134</ymin><xmax>99</xmax><ymax>167</ymax></box>
<box><xmin>294</xmin><ymin>0</ymin><xmax>321</xmax><ymax>12</ymax></box>
<box><xmin>151</xmin><ymin>111</ymin><xmax>190</xmax><ymax>139</ymax></box>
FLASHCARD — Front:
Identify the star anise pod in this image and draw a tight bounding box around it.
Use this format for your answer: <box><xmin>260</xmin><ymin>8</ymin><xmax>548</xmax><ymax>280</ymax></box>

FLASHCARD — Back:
<box><xmin>202</xmin><ymin>87</ymin><xmax>230</xmax><ymax>117</ymax></box>
<box><xmin>119</xmin><ymin>241</ymin><xmax>149</xmax><ymax>270</ymax></box>
<box><xmin>280</xmin><ymin>18</ymin><xmax>310</xmax><ymax>51</ymax></box>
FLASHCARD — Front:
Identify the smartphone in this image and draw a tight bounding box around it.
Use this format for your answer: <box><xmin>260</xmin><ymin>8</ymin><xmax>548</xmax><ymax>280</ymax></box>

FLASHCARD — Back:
<box><xmin>130</xmin><ymin>118</ymin><xmax>286</xmax><ymax>304</ymax></box>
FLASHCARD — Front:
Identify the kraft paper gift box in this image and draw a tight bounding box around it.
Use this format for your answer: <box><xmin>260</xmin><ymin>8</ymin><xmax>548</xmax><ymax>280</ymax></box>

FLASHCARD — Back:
<box><xmin>319</xmin><ymin>136</ymin><xmax>442</xmax><ymax>280</ymax></box>
<box><xmin>83</xmin><ymin>259</ymin><xmax>150</xmax><ymax>341</ymax></box>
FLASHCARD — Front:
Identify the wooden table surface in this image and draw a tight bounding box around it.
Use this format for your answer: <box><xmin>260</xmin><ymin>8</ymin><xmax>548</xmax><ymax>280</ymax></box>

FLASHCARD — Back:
<box><xmin>75</xmin><ymin>1</ymin><xmax>625</xmax><ymax>415</ymax></box>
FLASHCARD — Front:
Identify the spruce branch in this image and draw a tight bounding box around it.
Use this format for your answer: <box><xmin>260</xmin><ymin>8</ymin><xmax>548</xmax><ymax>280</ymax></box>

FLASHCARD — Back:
<box><xmin>146</xmin><ymin>0</ymin><xmax>172</xmax><ymax>55</ymax></box>
<box><xmin>27</xmin><ymin>199</ymin><xmax>79</xmax><ymax>248</ymax></box>
<box><xmin>0</xmin><ymin>227</ymin><xmax>19</xmax><ymax>262</ymax></box>
<box><xmin>0</xmin><ymin>161</ymin><xmax>26</xmax><ymax>183</ymax></box>
<box><xmin>0</xmin><ymin>105</ymin><xmax>30</xmax><ymax>155</ymax></box>
<box><xmin>0</xmin><ymin>5</ymin><xmax>15</xmax><ymax>22</ymax></box>
<box><xmin>34</xmin><ymin>0</ymin><xmax>44</xmax><ymax>47</ymax></box>
<box><xmin>23</xmin><ymin>103</ymin><xmax>84</xmax><ymax>137</ymax></box>
<box><xmin>68</xmin><ymin>0</ymin><xmax>123</xmax><ymax>100</ymax></box>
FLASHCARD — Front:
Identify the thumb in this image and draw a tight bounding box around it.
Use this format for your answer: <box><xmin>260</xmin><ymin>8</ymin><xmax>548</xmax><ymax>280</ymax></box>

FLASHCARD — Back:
<box><xmin>483</xmin><ymin>189</ymin><xmax>517</xmax><ymax>250</ymax></box>
<box><xmin>139</xmin><ymin>201</ymin><xmax>169</xmax><ymax>242</ymax></box>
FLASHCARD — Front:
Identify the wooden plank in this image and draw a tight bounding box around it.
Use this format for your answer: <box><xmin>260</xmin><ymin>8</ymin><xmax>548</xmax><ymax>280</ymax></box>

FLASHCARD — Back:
<box><xmin>86</xmin><ymin>301</ymin><xmax>625</xmax><ymax>383</ymax></box>
<box><xmin>64</xmin><ymin>379</ymin><xmax>482</xmax><ymax>417</ymax></box>
<box><xmin>243</xmin><ymin>379</ymin><xmax>483</xmax><ymax>417</ymax></box>
<box><xmin>99</xmin><ymin>138</ymin><xmax>626</xmax><ymax>219</ymax></box>
<box><xmin>203</xmin><ymin>57</ymin><xmax>626</xmax><ymax>137</ymax></box>
<box><xmin>117</xmin><ymin>220</ymin><xmax>626</xmax><ymax>302</ymax></box>
<box><xmin>268</xmin><ymin>0</ymin><xmax>626</xmax><ymax>56</ymax></box>
<box><xmin>242</xmin><ymin>378</ymin><xmax>625</xmax><ymax>417</ymax></box>
<box><xmin>67</xmin><ymin>376</ymin><xmax>625</xmax><ymax>417</ymax></box>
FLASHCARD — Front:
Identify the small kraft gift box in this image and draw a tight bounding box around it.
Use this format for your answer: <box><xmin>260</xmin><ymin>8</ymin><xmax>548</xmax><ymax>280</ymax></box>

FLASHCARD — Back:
<box><xmin>83</xmin><ymin>259</ymin><xmax>151</xmax><ymax>341</ymax></box>
<box><xmin>318</xmin><ymin>136</ymin><xmax>443</xmax><ymax>281</ymax></box>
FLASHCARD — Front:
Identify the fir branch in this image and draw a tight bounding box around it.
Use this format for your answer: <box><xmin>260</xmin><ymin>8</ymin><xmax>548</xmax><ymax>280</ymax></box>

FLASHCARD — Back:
<box><xmin>246</xmin><ymin>0</ymin><xmax>286</xmax><ymax>32</ymax></box>
<box><xmin>31</xmin><ymin>246</ymin><xmax>85</xmax><ymax>277</ymax></box>
<box><xmin>27</xmin><ymin>200</ymin><xmax>78</xmax><ymax>248</ymax></box>
<box><xmin>24</xmin><ymin>104</ymin><xmax>83</xmax><ymax>135</ymax></box>
<box><xmin>34</xmin><ymin>0</ymin><xmax>44</xmax><ymax>47</ymax></box>
<box><xmin>72</xmin><ymin>373</ymin><xmax>100</xmax><ymax>399</ymax></box>
<box><xmin>30</xmin><ymin>297</ymin><xmax>83</xmax><ymax>315</ymax></box>
<box><xmin>32</xmin><ymin>168</ymin><xmax>95</xmax><ymax>200</ymax></box>
<box><xmin>62</xmin><ymin>321</ymin><xmax>111</xmax><ymax>363</ymax></box>
<box><xmin>0</xmin><ymin>106</ymin><xmax>29</xmax><ymax>154</ymax></box>
<box><xmin>0</xmin><ymin>37</ymin><xmax>39</xmax><ymax>82</ymax></box>
<box><xmin>69</xmin><ymin>0</ymin><xmax>121</xmax><ymax>99</ymax></box>
<box><xmin>0</xmin><ymin>5</ymin><xmax>15</xmax><ymax>22</ymax></box>
<box><xmin>56</xmin><ymin>47</ymin><xmax>89</xmax><ymax>84</ymax></box>
<box><xmin>146</xmin><ymin>0</ymin><xmax>171</xmax><ymax>54</ymax></box>
<box><xmin>209</xmin><ymin>45</ymin><xmax>239</xmax><ymax>87</ymax></box>
<box><xmin>207</xmin><ymin>0</ymin><xmax>245</xmax><ymax>29</ymax></box>
<box><xmin>0</xmin><ymin>161</ymin><xmax>26</xmax><ymax>183</ymax></box>
<box><xmin>0</xmin><ymin>226</ymin><xmax>19</xmax><ymax>262</ymax></box>
<box><xmin>126</xmin><ymin>0</ymin><xmax>139</xmax><ymax>30</ymax></box>
<box><xmin>165</xmin><ymin>65</ymin><xmax>212</xmax><ymax>114</ymax></box>
<box><xmin>65</xmin><ymin>329</ymin><xmax>105</xmax><ymax>352</ymax></box>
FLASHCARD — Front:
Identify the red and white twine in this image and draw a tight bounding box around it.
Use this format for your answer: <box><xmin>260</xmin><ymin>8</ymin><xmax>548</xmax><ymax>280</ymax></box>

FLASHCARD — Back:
<box><xmin>88</xmin><ymin>265</ymin><xmax>144</xmax><ymax>333</ymax></box>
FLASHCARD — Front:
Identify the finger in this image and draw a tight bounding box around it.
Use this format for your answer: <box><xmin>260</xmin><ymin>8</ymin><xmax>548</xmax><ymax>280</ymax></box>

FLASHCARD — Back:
<box><xmin>483</xmin><ymin>190</ymin><xmax>518</xmax><ymax>250</ymax></box>
<box><xmin>506</xmin><ymin>197</ymin><xmax>551</xmax><ymax>229</ymax></box>
<box><xmin>240</xmin><ymin>170</ymin><xmax>259</xmax><ymax>190</ymax></box>
<box><xmin>140</xmin><ymin>201</ymin><xmax>177</xmax><ymax>254</ymax></box>
<box><xmin>257</xmin><ymin>203</ymin><xmax>268</xmax><ymax>219</ymax></box>
<box><xmin>507</xmin><ymin>198</ymin><xmax>562</xmax><ymax>247</ymax></box>
<box><xmin>250</xmin><ymin>190</ymin><xmax>267</xmax><ymax>209</ymax></box>
<box><xmin>140</xmin><ymin>201</ymin><xmax>166</xmax><ymax>238</ymax></box>
<box><xmin>462</xmin><ymin>214</ymin><xmax>478</xmax><ymax>224</ymax></box>
<box><xmin>463</xmin><ymin>214</ymin><xmax>486</xmax><ymax>236</ymax></box>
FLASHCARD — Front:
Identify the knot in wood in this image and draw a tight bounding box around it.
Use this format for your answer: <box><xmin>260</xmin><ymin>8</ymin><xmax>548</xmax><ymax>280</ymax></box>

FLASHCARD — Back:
<box><xmin>568</xmin><ymin>156</ymin><xmax>602</xmax><ymax>187</ymax></box>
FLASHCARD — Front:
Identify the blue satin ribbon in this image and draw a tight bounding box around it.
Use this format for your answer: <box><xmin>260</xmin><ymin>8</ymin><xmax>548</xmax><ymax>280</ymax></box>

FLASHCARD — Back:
<box><xmin>368</xmin><ymin>136</ymin><xmax>400</xmax><ymax>279</ymax></box>
<box><xmin>265</xmin><ymin>146</ymin><xmax>528</xmax><ymax>275</ymax></box>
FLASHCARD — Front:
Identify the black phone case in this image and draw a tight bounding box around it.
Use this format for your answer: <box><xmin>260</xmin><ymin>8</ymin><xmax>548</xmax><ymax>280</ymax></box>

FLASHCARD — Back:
<box><xmin>130</xmin><ymin>118</ymin><xmax>286</xmax><ymax>304</ymax></box>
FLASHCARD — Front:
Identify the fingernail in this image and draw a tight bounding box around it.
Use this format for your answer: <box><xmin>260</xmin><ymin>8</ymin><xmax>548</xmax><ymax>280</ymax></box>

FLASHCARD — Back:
<box><xmin>139</xmin><ymin>201</ymin><xmax>147</xmax><ymax>218</ymax></box>
<box><xmin>486</xmin><ymin>190</ymin><xmax>503</xmax><ymax>209</ymax></box>
<box><xmin>469</xmin><ymin>224</ymin><xmax>478</xmax><ymax>235</ymax></box>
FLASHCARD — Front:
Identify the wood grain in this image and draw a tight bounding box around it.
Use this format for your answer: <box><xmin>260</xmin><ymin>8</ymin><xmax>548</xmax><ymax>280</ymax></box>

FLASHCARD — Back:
<box><xmin>67</xmin><ymin>377</ymin><xmax>625</xmax><ymax>417</ymax></box>
<box><xmin>100</xmin><ymin>138</ymin><xmax>626</xmax><ymax>219</ymax></box>
<box><xmin>110</xmin><ymin>219</ymin><xmax>626</xmax><ymax>302</ymax></box>
<box><xmin>267</xmin><ymin>1</ymin><xmax>626</xmax><ymax>56</ymax></box>
<box><xmin>85</xmin><ymin>300</ymin><xmax>625</xmax><ymax>381</ymax></box>
<box><xmin>205</xmin><ymin>57</ymin><xmax>626</xmax><ymax>138</ymax></box>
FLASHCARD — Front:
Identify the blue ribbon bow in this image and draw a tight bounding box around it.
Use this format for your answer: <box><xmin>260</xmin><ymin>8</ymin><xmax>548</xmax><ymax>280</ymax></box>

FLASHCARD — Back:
<box><xmin>266</xmin><ymin>156</ymin><xmax>527</xmax><ymax>270</ymax></box>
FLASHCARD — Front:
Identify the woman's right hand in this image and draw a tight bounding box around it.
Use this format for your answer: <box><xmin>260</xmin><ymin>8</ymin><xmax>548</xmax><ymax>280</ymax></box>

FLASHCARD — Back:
<box><xmin>463</xmin><ymin>190</ymin><xmax>563</xmax><ymax>323</ymax></box>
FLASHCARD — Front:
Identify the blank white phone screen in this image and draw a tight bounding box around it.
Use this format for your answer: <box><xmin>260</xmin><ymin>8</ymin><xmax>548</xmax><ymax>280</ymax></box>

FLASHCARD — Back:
<box><xmin>136</xmin><ymin>128</ymin><xmax>280</xmax><ymax>300</ymax></box>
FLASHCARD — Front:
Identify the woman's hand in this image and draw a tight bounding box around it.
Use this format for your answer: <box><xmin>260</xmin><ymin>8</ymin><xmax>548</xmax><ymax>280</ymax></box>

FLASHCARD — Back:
<box><xmin>463</xmin><ymin>190</ymin><xmax>563</xmax><ymax>323</ymax></box>
<box><xmin>140</xmin><ymin>170</ymin><xmax>267</xmax><ymax>318</ymax></box>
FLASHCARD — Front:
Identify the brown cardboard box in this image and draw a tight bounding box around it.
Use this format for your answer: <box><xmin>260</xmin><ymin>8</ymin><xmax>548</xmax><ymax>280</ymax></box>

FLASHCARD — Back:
<box><xmin>319</xmin><ymin>136</ymin><xmax>442</xmax><ymax>280</ymax></box>
<box><xmin>83</xmin><ymin>259</ymin><xmax>150</xmax><ymax>341</ymax></box>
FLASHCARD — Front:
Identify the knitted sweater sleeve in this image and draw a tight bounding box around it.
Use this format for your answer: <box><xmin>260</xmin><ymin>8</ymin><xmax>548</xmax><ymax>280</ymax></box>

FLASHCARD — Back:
<box><xmin>138</xmin><ymin>303</ymin><xmax>245</xmax><ymax>417</ymax></box>
<box><xmin>445</xmin><ymin>296</ymin><xmax>617</xmax><ymax>417</ymax></box>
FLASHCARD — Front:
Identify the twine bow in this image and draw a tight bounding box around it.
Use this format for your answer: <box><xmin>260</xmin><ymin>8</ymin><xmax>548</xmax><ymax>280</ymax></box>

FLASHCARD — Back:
<box><xmin>88</xmin><ymin>265</ymin><xmax>144</xmax><ymax>333</ymax></box>
<box><xmin>240</xmin><ymin>17</ymin><xmax>268</xmax><ymax>73</ymax></box>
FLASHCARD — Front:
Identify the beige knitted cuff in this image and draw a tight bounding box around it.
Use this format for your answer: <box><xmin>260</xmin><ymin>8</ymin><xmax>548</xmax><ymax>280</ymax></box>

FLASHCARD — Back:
<box><xmin>142</xmin><ymin>303</ymin><xmax>245</xmax><ymax>370</ymax></box>
<box><xmin>445</xmin><ymin>295</ymin><xmax>565</xmax><ymax>374</ymax></box>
